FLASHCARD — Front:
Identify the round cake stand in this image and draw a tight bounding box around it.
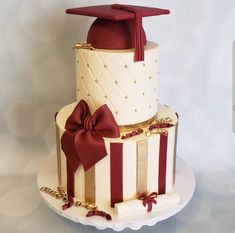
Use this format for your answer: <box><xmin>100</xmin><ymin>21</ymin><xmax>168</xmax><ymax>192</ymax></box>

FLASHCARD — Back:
<box><xmin>37</xmin><ymin>156</ymin><xmax>195</xmax><ymax>231</ymax></box>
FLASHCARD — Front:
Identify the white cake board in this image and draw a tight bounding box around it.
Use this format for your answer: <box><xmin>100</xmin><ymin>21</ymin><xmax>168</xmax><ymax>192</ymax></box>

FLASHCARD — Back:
<box><xmin>37</xmin><ymin>156</ymin><xmax>195</xmax><ymax>231</ymax></box>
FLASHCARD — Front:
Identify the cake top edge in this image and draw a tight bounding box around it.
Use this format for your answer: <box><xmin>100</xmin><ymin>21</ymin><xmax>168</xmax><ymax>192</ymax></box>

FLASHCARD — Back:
<box><xmin>74</xmin><ymin>41</ymin><xmax>159</xmax><ymax>54</ymax></box>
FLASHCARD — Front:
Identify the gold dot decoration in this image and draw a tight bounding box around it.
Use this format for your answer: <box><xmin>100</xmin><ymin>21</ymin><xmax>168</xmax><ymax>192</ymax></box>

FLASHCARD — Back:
<box><xmin>76</xmin><ymin>60</ymin><xmax>79</xmax><ymax>63</ymax></box>
<box><xmin>124</xmin><ymin>64</ymin><xmax>128</xmax><ymax>68</ymax></box>
<box><xmin>133</xmin><ymin>80</ymin><xmax>137</xmax><ymax>84</ymax></box>
<box><xmin>87</xmin><ymin>64</ymin><xmax>90</xmax><ymax>68</ymax></box>
<box><xmin>134</xmin><ymin>109</ymin><xmax>138</xmax><ymax>112</ymax></box>
<box><xmin>143</xmin><ymin>63</ymin><xmax>146</xmax><ymax>67</ymax></box>
<box><xmin>142</xmin><ymin>92</ymin><xmax>145</xmax><ymax>96</ymax></box>
<box><xmin>115</xmin><ymin>80</ymin><xmax>118</xmax><ymax>85</ymax></box>
<box><xmin>155</xmin><ymin>59</ymin><xmax>158</xmax><ymax>63</ymax></box>
<box><xmin>104</xmin><ymin>95</ymin><xmax>107</xmax><ymax>99</ymax></box>
<box><xmin>149</xmin><ymin>76</ymin><xmax>152</xmax><ymax>80</ymax></box>
<box><xmin>104</xmin><ymin>65</ymin><xmax>107</xmax><ymax>68</ymax></box>
<box><xmin>115</xmin><ymin>111</ymin><xmax>118</xmax><ymax>115</ymax></box>
<box><xmin>125</xmin><ymin>95</ymin><xmax>128</xmax><ymax>99</ymax></box>
<box><xmin>145</xmin><ymin>129</ymin><xmax>168</xmax><ymax>137</ymax></box>
<box><xmin>87</xmin><ymin>93</ymin><xmax>90</xmax><ymax>96</ymax></box>
<box><xmin>149</xmin><ymin>105</ymin><xmax>152</xmax><ymax>108</ymax></box>
<box><xmin>95</xmin><ymin>79</ymin><xmax>98</xmax><ymax>83</ymax></box>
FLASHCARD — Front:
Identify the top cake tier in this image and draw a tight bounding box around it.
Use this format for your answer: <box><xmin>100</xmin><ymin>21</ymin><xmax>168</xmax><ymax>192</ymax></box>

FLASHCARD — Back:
<box><xmin>75</xmin><ymin>41</ymin><xmax>159</xmax><ymax>126</ymax></box>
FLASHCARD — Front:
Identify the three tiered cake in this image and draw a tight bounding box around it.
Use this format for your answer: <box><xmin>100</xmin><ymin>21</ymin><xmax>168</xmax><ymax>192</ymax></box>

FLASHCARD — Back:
<box><xmin>53</xmin><ymin>4</ymin><xmax>180</xmax><ymax>218</ymax></box>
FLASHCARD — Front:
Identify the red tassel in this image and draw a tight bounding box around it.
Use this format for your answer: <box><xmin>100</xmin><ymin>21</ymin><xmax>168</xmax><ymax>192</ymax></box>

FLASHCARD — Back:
<box><xmin>111</xmin><ymin>4</ymin><xmax>145</xmax><ymax>62</ymax></box>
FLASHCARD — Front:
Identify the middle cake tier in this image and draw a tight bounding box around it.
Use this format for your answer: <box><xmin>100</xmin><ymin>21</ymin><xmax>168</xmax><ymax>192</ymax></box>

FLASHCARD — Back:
<box><xmin>75</xmin><ymin>41</ymin><xmax>159</xmax><ymax>125</ymax></box>
<box><xmin>56</xmin><ymin>102</ymin><xmax>178</xmax><ymax>209</ymax></box>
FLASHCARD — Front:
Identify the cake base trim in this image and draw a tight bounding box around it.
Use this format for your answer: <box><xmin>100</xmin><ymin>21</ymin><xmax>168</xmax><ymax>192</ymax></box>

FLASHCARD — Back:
<box><xmin>37</xmin><ymin>156</ymin><xmax>195</xmax><ymax>231</ymax></box>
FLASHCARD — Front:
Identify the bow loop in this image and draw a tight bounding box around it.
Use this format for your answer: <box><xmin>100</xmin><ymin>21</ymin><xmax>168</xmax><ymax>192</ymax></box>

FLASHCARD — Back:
<box><xmin>65</xmin><ymin>100</ymin><xmax>90</xmax><ymax>131</ymax></box>
<box><xmin>92</xmin><ymin>104</ymin><xmax>120</xmax><ymax>138</ymax></box>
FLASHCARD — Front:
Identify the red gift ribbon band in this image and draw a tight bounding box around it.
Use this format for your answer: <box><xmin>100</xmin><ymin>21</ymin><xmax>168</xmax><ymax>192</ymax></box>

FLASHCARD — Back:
<box><xmin>110</xmin><ymin>143</ymin><xmax>123</xmax><ymax>207</ymax></box>
<box><xmin>158</xmin><ymin>134</ymin><xmax>168</xmax><ymax>194</ymax></box>
<box><xmin>138</xmin><ymin>192</ymin><xmax>158</xmax><ymax>212</ymax></box>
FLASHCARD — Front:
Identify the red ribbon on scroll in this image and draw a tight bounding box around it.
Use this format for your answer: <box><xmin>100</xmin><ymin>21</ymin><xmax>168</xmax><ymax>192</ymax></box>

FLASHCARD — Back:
<box><xmin>138</xmin><ymin>192</ymin><xmax>158</xmax><ymax>212</ymax></box>
<box><xmin>61</xmin><ymin>100</ymin><xmax>120</xmax><ymax>208</ymax></box>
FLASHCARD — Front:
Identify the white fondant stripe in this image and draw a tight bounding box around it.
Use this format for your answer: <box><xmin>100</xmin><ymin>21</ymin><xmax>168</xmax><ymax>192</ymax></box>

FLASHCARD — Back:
<box><xmin>147</xmin><ymin>135</ymin><xmax>160</xmax><ymax>193</ymax></box>
<box><xmin>123</xmin><ymin>141</ymin><xmax>137</xmax><ymax>201</ymax></box>
<box><xmin>95</xmin><ymin>143</ymin><xmax>111</xmax><ymax>208</ymax></box>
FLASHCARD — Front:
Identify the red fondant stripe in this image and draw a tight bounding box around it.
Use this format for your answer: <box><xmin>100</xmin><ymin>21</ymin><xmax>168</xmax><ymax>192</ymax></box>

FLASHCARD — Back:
<box><xmin>158</xmin><ymin>134</ymin><xmax>168</xmax><ymax>194</ymax></box>
<box><xmin>110</xmin><ymin>143</ymin><xmax>123</xmax><ymax>207</ymax></box>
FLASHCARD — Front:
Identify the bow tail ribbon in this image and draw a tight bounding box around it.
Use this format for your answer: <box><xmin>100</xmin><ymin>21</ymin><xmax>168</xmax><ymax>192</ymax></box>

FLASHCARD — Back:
<box><xmin>61</xmin><ymin>131</ymin><xmax>81</xmax><ymax>198</ymax></box>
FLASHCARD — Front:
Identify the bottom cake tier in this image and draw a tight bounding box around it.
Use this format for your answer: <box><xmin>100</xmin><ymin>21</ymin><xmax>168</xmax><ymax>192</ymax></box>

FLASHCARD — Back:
<box><xmin>55</xmin><ymin>103</ymin><xmax>178</xmax><ymax>209</ymax></box>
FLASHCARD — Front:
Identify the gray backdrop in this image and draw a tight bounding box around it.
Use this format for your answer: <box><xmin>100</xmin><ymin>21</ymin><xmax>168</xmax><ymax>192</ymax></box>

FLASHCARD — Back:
<box><xmin>0</xmin><ymin>0</ymin><xmax>234</xmax><ymax>232</ymax></box>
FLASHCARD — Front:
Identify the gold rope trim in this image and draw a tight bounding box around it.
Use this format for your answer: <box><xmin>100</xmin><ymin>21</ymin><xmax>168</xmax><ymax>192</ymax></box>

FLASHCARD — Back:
<box><xmin>40</xmin><ymin>186</ymin><xmax>97</xmax><ymax>210</ymax></box>
<box><xmin>74</xmin><ymin>42</ymin><xmax>94</xmax><ymax>50</ymax></box>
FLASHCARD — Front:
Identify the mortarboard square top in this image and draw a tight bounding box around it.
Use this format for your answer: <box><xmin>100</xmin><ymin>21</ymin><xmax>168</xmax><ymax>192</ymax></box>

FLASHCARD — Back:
<box><xmin>66</xmin><ymin>4</ymin><xmax>170</xmax><ymax>62</ymax></box>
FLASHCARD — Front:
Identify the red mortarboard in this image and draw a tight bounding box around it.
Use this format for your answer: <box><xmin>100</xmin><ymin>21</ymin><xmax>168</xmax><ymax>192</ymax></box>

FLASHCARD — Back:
<box><xmin>66</xmin><ymin>4</ymin><xmax>170</xmax><ymax>62</ymax></box>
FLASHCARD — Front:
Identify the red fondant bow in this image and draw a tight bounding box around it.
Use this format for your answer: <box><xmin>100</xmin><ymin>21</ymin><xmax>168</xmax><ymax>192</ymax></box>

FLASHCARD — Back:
<box><xmin>61</xmin><ymin>100</ymin><xmax>120</xmax><ymax>199</ymax></box>
<box><xmin>138</xmin><ymin>192</ymin><xmax>158</xmax><ymax>212</ymax></box>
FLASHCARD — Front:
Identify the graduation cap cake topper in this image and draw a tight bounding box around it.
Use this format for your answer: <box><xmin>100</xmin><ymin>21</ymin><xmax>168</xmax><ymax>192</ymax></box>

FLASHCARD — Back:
<box><xmin>66</xmin><ymin>4</ymin><xmax>170</xmax><ymax>62</ymax></box>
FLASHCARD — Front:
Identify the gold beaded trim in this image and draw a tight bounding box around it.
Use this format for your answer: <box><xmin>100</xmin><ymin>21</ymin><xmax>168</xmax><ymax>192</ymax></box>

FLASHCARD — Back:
<box><xmin>151</xmin><ymin>117</ymin><xmax>173</xmax><ymax>125</ymax></box>
<box><xmin>145</xmin><ymin>128</ymin><xmax>168</xmax><ymax>137</ymax></box>
<box><xmin>120</xmin><ymin>116</ymin><xmax>173</xmax><ymax>133</ymax></box>
<box><xmin>145</xmin><ymin>117</ymin><xmax>173</xmax><ymax>137</ymax></box>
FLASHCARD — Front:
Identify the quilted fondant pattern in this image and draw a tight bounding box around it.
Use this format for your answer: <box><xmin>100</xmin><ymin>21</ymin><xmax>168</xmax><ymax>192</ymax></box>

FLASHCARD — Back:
<box><xmin>75</xmin><ymin>42</ymin><xmax>159</xmax><ymax>125</ymax></box>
